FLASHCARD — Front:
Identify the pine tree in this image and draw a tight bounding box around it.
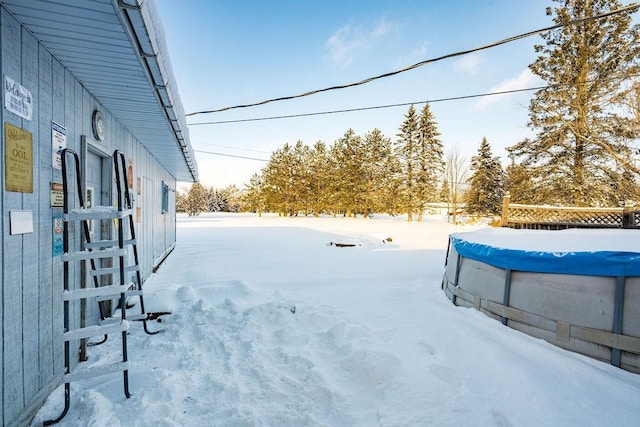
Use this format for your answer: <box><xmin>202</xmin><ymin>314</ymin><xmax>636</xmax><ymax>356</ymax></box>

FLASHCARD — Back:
<box><xmin>439</xmin><ymin>178</ymin><xmax>451</xmax><ymax>203</ymax></box>
<box><xmin>466</xmin><ymin>137</ymin><xmax>505</xmax><ymax>215</ymax></box>
<box><xmin>362</xmin><ymin>128</ymin><xmax>393</xmax><ymax>216</ymax></box>
<box><xmin>176</xmin><ymin>190</ymin><xmax>187</xmax><ymax>213</ymax></box>
<box><xmin>415</xmin><ymin>104</ymin><xmax>445</xmax><ymax>221</ymax></box>
<box><xmin>185</xmin><ymin>182</ymin><xmax>206</xmax><ymax>216</ymax></box>
<box><xmin>262</xmin><ymin>144</ymin><xmax>295</xmax><ymax>216</ymax></box>
<box><xmin>243</xmin><ymin>173</ymin><xmax>266</xmax><ymax>216</ymax></box>
<box><xmin>395</xmin><ymin>105</ymin><xmax>420</xmax><ymax>221</ymax></box>
<box><xmin>333</xmin><ymin>129</ymin><xmax>366</xmax><ymax>217</ymax></box>
<box><xmin>291</xmin><ymin>141</ymin><xmax>313</xmax><ymax>216</ymax></box>
<box><xmin>308</xmin><ymin>141</ymin><xmax>332</xmax><ymax>217</ymax></box>
<box><xmin>505</xmin><ymin>151</ymin><xmax>537</xmax><ymax>203</ymax></box>
<box><xmin>508</xmin><ymin>0</ymin><xmax>640</xmax><ymax>206</ymax></box>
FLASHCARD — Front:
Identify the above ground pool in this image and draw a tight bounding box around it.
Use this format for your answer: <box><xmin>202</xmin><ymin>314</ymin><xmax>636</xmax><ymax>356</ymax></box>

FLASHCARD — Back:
<box><xmin>442</xmin><ymin>228</ymin><xmax>640</xmax><ymax>373</ymax></box>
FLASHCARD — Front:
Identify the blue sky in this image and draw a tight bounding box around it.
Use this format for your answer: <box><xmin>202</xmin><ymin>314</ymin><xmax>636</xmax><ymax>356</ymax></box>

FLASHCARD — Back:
<box><xmin>156</xmin><ymin>0</ymin><xmax>561</xmax><ymax>188</ymax></box>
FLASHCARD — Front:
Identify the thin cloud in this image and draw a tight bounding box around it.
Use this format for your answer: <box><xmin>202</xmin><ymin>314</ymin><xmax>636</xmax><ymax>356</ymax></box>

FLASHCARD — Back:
<box><xmin>394</xmin><ymin>40</ymin><xmax>430</xmax><ymax>68</ymax></box>
<box><xmin>325</xmin><ymin>17</ymin><xmax>393</xmax><ymax>67</ymax></box>
<box><xmin>475</xmin><ymin>68</ymin><xmax>539</xmax><ymax>107</ymax></box>
<box><xmin>454</xmin><ymin>54</ymin><xmax>482</xmax><ymax>75</ymax></box>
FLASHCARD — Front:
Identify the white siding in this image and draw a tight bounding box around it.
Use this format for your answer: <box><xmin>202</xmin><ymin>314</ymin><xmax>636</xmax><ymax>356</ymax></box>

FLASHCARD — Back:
<box><xmin>0</xmin><ymin>6</ymin><xmax>178</xmax><ymax>425</ymax></box>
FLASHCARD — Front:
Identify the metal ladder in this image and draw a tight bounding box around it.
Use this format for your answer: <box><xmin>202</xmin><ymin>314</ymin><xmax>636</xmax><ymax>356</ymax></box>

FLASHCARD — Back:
<box><xmin>112</xmin><ymin>149</ymin><xmax>160</xmax><ymax>335</ymax></box>
<box><xmin>45</xmin><ymin>148</ymin><xmax>158</xmax><ymax>424</ymax></box>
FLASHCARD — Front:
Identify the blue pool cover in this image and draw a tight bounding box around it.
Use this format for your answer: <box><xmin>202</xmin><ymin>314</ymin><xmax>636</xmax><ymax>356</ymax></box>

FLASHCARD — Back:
<box><xmin>450</xmin><ymin>236</ymin><xmax>640</xmax><ymax>277</ymax></box>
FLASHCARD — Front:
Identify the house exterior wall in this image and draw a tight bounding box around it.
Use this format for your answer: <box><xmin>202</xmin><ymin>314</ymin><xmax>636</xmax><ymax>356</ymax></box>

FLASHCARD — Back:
<box><xmin>0</xmin><ymin>6</ymin><xmax>177</xmax><ymax>426</ymax></box>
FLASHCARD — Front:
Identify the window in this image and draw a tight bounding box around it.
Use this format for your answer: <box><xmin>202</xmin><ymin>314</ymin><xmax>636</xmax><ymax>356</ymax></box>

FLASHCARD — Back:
<box><xmin>161</xmin><ymin>181</ymin><xmax>169</xmax><ymax>213</ymax></box>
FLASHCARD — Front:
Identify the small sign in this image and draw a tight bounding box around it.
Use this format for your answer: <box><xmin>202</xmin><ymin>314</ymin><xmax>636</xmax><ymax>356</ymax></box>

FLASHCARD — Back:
<box><xmin>136</xmin><ymin>206</ymin><xmax>142</xmax><ymax>223</ymax></box>
<box><xmin>10</xmin><ymin>210</ymin><xmax>33</xmax><ymax>235</ymax></box>
<box><xmin>5</xmin><ymin>122</ymin><xmax>33</xmax><ymax>193</ymax></box>
<box><xmin>50</xmin><ymin>182</ymin><xmax>64</xmax><ymax>207</ymax></box>
<box><xmin>51</xmin><ymin>121</ymin><xmax>66</xmax><ymax>169</ymax></box>
<box><xmin>4</xmin><ymin>75</ymin><xmax>32</xmax><ymax>120</ymax></box>
<box><xmin>53</xmin><ymin>214</ymin><xmax>63</xmax><ymax>256</ymax></box>
<box><xmin>128</xmin><ymin>159</ymin><xmax>134</xmax><ymax>189</ymax></box>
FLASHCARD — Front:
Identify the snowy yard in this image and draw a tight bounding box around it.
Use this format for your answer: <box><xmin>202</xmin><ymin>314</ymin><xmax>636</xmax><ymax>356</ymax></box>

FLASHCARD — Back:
<box><xmin>34</xmin><ymin>213</ymin><xmax>640</xmax><ymax>426</ymax></box>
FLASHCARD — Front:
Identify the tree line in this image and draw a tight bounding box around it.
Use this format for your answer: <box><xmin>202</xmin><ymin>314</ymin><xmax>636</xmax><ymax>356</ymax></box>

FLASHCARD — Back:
<box><xmin>180</xmin><ymin>0</ymin><xmax>640</xmax><ymax>220</ymax></box>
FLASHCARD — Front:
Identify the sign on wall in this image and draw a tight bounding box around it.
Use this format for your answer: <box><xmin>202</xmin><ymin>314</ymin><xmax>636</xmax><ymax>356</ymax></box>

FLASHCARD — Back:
<box><xmin>50</xmin><ymin>182</ymin><xmax>64</xmax><ymax>208</ymax></box>
<box><xmin>53</xmin><ymin>213</ymin><xmax>63</xmax><ymax>256</ymax></box>
<box><xmin>4</xmin><ymin>75</ymin><xmax>32</xmax><ymax>120</ymax></box>
<box><xmin>52</xmin><ymin>121</ymin><xmax>66</xmax><ymax>169</ymax></box>
<box><xmin>5</xmin><ymin>122</ymin><xmax>33</xmax><ymax>193</ymax></box>
<box><xmin>10</xmin><ymin>210</ymin><xmax>33</xmax><ymax>235</ymax></box>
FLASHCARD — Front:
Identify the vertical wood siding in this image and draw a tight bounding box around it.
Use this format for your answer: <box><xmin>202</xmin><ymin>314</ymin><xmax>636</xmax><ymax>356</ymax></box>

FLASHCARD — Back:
<box><xmin>0</xmin><ymin>9</ymin><xmax>5</xmax><ymax>427</ymax></box>
<box><xmin>1</xmin><ymin>7</ymin><xmax>179</xmax><ymax>425</ymax></box>
<box><xmin>2</xmin><ymin>9</ymin><xmax>26</xmax><ymax>423</ymax></box>
<box><xmin>21</xmin><ymin>23</ymin><xmax>40</xmax><ymax>409</ymax></box>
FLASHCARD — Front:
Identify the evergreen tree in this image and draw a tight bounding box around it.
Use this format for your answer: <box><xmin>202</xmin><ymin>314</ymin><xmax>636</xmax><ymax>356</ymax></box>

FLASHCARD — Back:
<box><xmin>262</xmin><ymin>144</ymin><xmax>295</xmax><ymax>216</ymax></box>
<box><xmin>415</xmin><ymin>104</ymin><xmax>445</xmax><ymax>221</ymax></box>
<box><xmin>333</xmin><ymin>129</ymin><xmax>366</xmax><ymax>217</ymax></box>
<box><xmin>204</xmin><ymin>187</ymin><xmax>224</xmax><ymax>212</ymax></box>
<box><xmin>185</xmin><ymin>182</ymin><xmax>206</xmax><ymax>216</ymax></box>
<box><xmin>219</xmin><ymin>185</ymin><xmax>242</xmax><ymax>212</ymax></box>
<box><xmin>362</xmin><ymin>128</ymin><xmax>393</xmax><ymax>216</ymax></box>
<box><xmin>395</xmin><ymin>105</ymin><xmax>420</xmax><ymax>221</ymax></box>
<box><xmin>243</xmin><ymin>173</ymin><xmax>266</xmax><ymax>216</ymax></box>
<box><xmin>505</xmin><ymin>151</ymin><xmax>537</xmax><ymax>204</ymax></box>
<box><xmin>466</xmin><ymin>137</ymin><xmax>505</xmax><ymax>215</ymax></box>
<box><xmin>308</xmin><ymin>141</ymin><xmax>332</xmax><ymax>217</ymax></box>
<box><xmin>291</xmin><ymin>141</ymin><xmax>312</xmax><ymax>216</ymax></box>
<box><xmin>508</xmin><ymin>0</ymin><xmax>640</xmax><ymax>206</ymax></box>
<box><xmin>176</xmin><ymin>190</ymin><xmax>188</xmax><ymax>213</ymax></box>
<box><xmin>439</xmin><ymin>178</ymin><xmax>450</xmax><ymax>203</ymax></box>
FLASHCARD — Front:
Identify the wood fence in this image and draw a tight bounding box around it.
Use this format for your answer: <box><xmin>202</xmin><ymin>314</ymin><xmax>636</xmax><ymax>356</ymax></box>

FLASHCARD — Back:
<box><xmin>501</xmin><ymin>192</ymin><xmax>640</xmax><ymax>229</ymax></box>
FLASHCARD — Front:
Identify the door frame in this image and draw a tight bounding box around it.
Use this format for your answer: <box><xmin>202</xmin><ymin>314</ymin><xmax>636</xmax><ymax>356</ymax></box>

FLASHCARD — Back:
<box><xmin>79</xmin><ymin>136</ymin><xmax>113</xmax><ymax>359</ymax></box>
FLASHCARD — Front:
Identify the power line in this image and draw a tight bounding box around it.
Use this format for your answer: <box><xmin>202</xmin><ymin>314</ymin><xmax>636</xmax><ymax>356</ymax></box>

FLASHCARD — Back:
<box><xmin>187</xmin><ymin>86</ymin><xmax>547</xmax><ymax>126</ymax></box>
<box><xmin>194</xmin><ymin>149</ymin><xmax>269</xmax><ymax>162</ymax></box>
<box><xmin>196</xmin><ymin>144</ymin><xmax>272</xmax><ymax>154</ymax></box>
<box><xmin>185</xmin><ymin>3</ymin><xmax>640</xmax><ymax>117</ymax></box>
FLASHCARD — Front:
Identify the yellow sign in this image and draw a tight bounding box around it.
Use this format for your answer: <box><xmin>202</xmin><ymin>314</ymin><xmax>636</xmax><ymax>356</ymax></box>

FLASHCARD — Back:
<box><xmin>5</xmin><ymin>123</ymin><xmax>33</xmax><ymax>193</ymax></box>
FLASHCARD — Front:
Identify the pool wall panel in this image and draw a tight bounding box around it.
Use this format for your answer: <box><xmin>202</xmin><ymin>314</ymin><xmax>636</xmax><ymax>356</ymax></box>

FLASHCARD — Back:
<box><xmin>442</xmin><ymin>235</ymin><xmax>640</xmax><ymax>373</ymax></box>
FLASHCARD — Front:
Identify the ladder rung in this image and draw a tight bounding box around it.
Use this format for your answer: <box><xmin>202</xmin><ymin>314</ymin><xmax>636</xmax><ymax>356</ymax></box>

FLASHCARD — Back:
<box><xmin>64</xmin><ymin>207</ymin><xmax>133</xmax><ymax>221</ymax></box>
<box><xmin>85</xmin><ymin>238</ymin><xmax>137</xmax><ymax>249</ymax></box>
<box><xmin>64</xmin><ymin>320</ymin><xmax>129</xmax><ymax>341</ymax></box>
<box><xmin>63</xmin><ymin>284</ymin><xmax>129</xmax><ymax>301</ymax></box>
<box><xmin>89</xmin><ymin>265</ymin><xmax>139</xmax><ymax>277</ymax></box>
<box><xmin>126</xmin><ymin>289</ymin><xmax>144</xmax><ymax>297</ymax></box>
<box><xmin>62</xmin><ymin>248</ymin><xmax>126</xmax><ymax>262</ymax></box>
<box><xmin>96</xmin><ymin>283</ymin><xmax>134</xmax><ymax>301</ymax></box>
<box><xmin>63</xmin><ymin>361</ymin><xmax>130</xmax><ymax>383</ymax></box>
<box><xmin>124</xmin><ymin>313</ymin><xmax>148</xmax><ymax>321</ymax></box>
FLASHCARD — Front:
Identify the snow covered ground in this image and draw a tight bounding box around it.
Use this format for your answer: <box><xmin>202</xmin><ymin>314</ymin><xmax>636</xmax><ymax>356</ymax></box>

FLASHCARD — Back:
<box><xmin>33</xmin><ymin>213</ymin><xmax>640</xmax><ymax>426</ymax></box>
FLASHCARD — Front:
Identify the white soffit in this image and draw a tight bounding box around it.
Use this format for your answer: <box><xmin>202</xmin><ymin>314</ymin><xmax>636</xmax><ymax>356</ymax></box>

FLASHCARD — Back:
<box><xmin>2</xmin><ymin>0</ymin><xmax>198</xmax><ymax>182</ymax></box>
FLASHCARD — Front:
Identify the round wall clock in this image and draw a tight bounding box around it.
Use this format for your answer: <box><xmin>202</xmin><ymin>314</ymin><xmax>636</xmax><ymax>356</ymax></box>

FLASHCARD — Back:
<box><xmin>92</xmin><ymin>109</ymin><xmax>105</xmax><ymax>141</ymax></box>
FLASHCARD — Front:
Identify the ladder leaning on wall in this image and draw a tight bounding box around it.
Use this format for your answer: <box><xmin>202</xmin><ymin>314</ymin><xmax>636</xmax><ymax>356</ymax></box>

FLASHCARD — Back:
<box><xmin>44</xmin><ymin>148</ymin><xmax>158</xmax><ymax>425</ymax></box>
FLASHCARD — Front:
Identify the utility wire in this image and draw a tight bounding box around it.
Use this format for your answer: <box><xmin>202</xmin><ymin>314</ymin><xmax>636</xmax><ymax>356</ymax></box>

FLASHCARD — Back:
<box><xmin>188</xmin><ymin>86</ymin><xmax>547</xmax><ymax>126</ymax></box>
<box><xmin>205</xmin><ymin>144</ymin><xmax>272</xmax><ymax>154</ymax></box>
<box><xmin>185</xmin><ymin>3</ymin><xmax>640</xmax><ymax>117</ymax></box>
<box><xmin>194</xmin><ymin>149</ymin><xmax>268</xmax><ymax>162</ymax></box>
<box><xmin>188</xmin><ymin>72</ymin><xmax>640</xmax><ymax>126</ymax></box>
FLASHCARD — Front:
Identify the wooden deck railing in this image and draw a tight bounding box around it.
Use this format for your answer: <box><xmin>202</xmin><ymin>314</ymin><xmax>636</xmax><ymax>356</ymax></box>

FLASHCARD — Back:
<box><xmin>501</xmin><ymin>192</ymin><xmax>640</xmax><ymax>229</ymax></box>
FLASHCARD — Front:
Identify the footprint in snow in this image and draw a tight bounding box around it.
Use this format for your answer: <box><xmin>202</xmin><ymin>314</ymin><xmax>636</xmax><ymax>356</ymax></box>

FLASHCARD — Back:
<box><xmin>429</xmin><ymin>364</ymin><xmax>462</xmax><ymax>389</ymax></box>
<box><xmin>417</xmin><ymin>341</ymin><xmax>436</xmax><ymax>356</ymax></box>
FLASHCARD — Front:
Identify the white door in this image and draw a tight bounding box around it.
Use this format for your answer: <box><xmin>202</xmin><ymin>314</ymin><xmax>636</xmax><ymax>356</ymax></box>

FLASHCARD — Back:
<box><xmin>84</xmin><ymin>149</ymin><xmax>112</xmax><ymax>325</ymax></box>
